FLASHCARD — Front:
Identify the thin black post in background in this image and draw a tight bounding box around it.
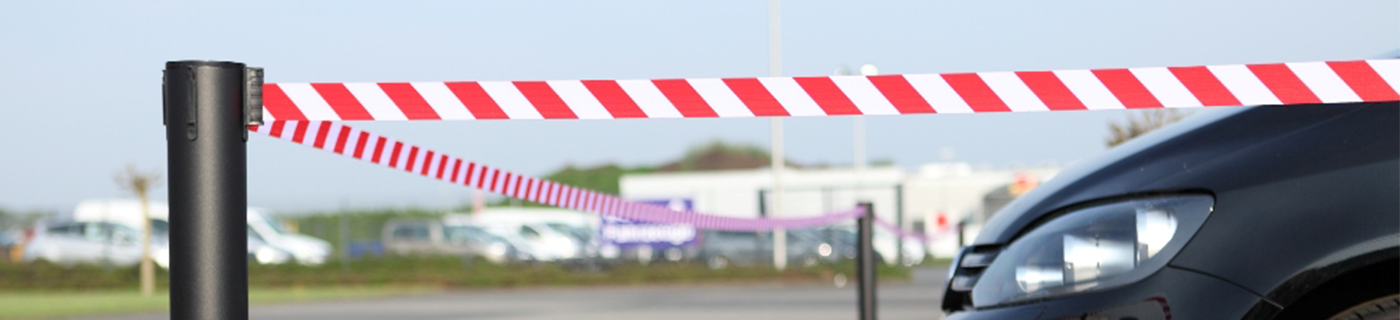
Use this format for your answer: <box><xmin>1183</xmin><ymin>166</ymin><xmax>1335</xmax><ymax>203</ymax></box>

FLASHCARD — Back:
<box><xmin>165</xmin><ymin>60</ymin><xmax>257</xmax><ymax>320</ymax></box>
<box><xmin>957</xmin><ymin>221</ymin><xmax>966</xmax><ymax>248</ymax></box>
<box><xmin>757</xmin><ymin>189</ymin><xmax>768</xmax><ymax>264</ymax></box>
<box><xmin>856</xmin><ymin>202</ymin><xmax>877</xmax><ymax>320</ymax></box>
<box><xmin>894</xmin><ymin>184</ymin><xmax>903</xmax><ymax>266</ymax></box>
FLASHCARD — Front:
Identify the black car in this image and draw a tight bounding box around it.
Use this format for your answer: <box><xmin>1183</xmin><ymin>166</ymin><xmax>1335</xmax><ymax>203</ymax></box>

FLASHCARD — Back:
<box><xmin>943</xmin><ymin>102</ymin><xmax>1398</xmax><ymax>320</ymax></box>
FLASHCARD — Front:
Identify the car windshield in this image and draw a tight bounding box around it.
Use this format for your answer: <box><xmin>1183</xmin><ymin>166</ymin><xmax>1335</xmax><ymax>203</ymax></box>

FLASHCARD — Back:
<box><xmin>151</xmin><ymin>219</ymin><xmax>170</xmax><ymax>236</ymax></box>
<box><xmin>247</xmin><ymin>226</ymin><xmax>264</xmax><ymax>242</ymax></box>
<box><xmin>546</xmin><ymin>223</ymin><xmax>590</xmax><ymax>240</ymax></box>
<box><xmin>251</xmin><ymin>217</ymin><xmax>290</xmax><ymax>237</ymax></box>
<box><xmin>787</xmin><ymin>229</ymin><xmax>828</xmax><ymax>243</ymax></box>
<box><xmin>570</xmin><ymin>226</ymin><xmax>593</xmax><ymax>241</ymax></box>
<box><xmin>444</xmin><ymin>225</ymin><xmax>497</xmax><ymax>243</ymax></box>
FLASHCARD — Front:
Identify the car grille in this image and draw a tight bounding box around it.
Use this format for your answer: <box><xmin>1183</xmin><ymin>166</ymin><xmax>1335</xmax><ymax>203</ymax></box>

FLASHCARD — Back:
<box><xmin>941</xmin><ymin>245</ymin><xmax>1001</xmax><ymax>311</ymax></box>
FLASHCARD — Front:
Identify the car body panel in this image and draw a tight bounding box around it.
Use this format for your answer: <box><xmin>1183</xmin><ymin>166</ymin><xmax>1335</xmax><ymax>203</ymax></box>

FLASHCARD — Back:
<box><xmin>951</xmin><ymin>102</ymin><xmax>1398</xmax><ymax>316</ymax></box>
<box><xmin>22</xmin><ymin>221</ymin><xmax>156</xmax><ymax>267</ymax></box>
<box><xmin>698</xmin><ymin>230</ymin><xmax>829</xmax><ymax>268</ymax></box>
<box><xmin>247</xmin><ymin>210</ymin><xmax>331</xmax><ymax>265</ymax></box>
<box><xmin>948</xmin><ymin>268</ymin><xmax>1266</xmax><ymax>320</ymax></box>
<box><xmin>70</xmin><ymin>200</ymin><xmax>328</xmax><ymax>265</ymax></box>
<box><xmin>383</xmin><ymin>219</ymin><xmax>519</xmax><ymax>264</ymax></box>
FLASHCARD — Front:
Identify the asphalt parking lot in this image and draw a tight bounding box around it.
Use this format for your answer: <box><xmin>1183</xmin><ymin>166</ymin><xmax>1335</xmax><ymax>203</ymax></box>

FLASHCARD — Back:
<box><xmin>79</xmin><ymin>268</ymin><xmax>948</xmax><ymax>320</ymax></box>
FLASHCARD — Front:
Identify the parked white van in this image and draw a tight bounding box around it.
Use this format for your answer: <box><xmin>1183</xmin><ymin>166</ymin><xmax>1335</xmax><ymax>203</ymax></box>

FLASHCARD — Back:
<box><xmin>22</xmin><ymin>218</ymin><xmax>170</xmax><ymax>268</ymax></box>
<box><xmin>246</xmin><ymin>208</ymin><xmax>331</xmax><ymax>265</ymax></box>
<box><xmin>446</xmin><ymin>208</ymin><xmax>598</xmax><ymax>262</ymax></box>
<box><xmin>72</xmin><ymin>199</ymin><xmax>329</xmax><ymax>265</ymax></box>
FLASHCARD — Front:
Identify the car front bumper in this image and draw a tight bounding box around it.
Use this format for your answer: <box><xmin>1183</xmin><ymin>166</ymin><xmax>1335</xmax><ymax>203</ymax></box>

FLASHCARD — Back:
<box><xmin>945</xmin><ymin>267</ymin><xmax>1276</xmax><ymax>320</ymax></box>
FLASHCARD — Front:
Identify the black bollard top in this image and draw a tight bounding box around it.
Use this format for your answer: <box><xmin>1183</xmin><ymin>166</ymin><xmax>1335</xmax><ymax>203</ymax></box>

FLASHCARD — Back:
<box><xmin>166</xmin><ymin>60</ymin><xmax>246</xmax><ymax>69</ymax></box>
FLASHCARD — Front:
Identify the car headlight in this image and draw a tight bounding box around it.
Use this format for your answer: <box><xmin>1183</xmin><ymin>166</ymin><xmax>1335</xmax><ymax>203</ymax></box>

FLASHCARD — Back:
<box><xmin>971</xmin><ymin>195</ymin><xmax>1212</xmax><ymax>307</ymax></box>
<box><xmin>487</xmin><ymin>242</ymin><xmax>509</xmax><ymax>258</ymax></box>
<box><xmin>256</xmin><ymin>247</ymin><xmax>291</xmax><ymax>265</ymax></box>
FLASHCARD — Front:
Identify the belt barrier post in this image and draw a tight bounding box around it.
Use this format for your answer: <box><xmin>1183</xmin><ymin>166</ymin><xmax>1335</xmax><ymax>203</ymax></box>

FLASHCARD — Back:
<box><xmin>164</xmin><ymin>60</ymin><xmax>258</xmax><ymax>320</ymax></box>
<box><xmin>894</xmin><ymin>184</ymin><xmax>903</xmax><ymax>267</ymax></box>
<box><xmin>856</xmin><ymin>202</ymin><xmax>877</xmax><ymax>320</ymax></box>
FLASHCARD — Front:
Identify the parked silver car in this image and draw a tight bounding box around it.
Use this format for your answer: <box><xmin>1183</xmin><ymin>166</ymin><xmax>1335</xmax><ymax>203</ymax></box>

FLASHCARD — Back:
<box><xmin>697</xmin><ymin>230</ymin><xmax>828</xmax><ymax>270</ymax></box>
<box><xmin>247</xmin><ymin>225</ymin><xmax>293</xmax><ymax>265</ymax></box>
<box><xmin>21</xmin><ymin>220</ymin><xmax>169</xmax><ymax>268</ymax></box>
<box><xmin>382</xmin><ymin>219</ymin><xmax>520</xmax><ymax>264</ymax></box>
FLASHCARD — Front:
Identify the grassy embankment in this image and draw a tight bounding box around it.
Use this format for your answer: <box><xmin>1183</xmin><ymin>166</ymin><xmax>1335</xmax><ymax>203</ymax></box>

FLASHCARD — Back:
<box><xmin>0</xmin><ymin>286</ymin><xmax>436</xmax><ymax>320</ymax></box>
<box><xmin>0</xmin><ymin>256</ymin><xmax>942</xmax><ymax>319</ymax></box>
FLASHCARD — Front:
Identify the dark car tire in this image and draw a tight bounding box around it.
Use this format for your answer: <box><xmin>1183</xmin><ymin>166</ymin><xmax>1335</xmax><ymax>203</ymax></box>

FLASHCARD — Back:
<box><xmin>1327</xmin><ymin>294</ymin><xmax>1400</xmax><ymax>320</ymax></box>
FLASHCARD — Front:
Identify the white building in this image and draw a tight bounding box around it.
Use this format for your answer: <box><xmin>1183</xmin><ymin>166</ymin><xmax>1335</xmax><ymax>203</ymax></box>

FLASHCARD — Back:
<box><xmin>619</xmin><ymin>163</ymin><xmax>1060</xmax><ymax>258</ymax></box>
<box><xmin>620</xmin><ymin>166</ymin><xmax>905</xmax><ymax>227</ymax></box>
<box><xmin>902</xmin><ymin>163</ymin><xmax>1060</xmax><ymax>257</ymax></box>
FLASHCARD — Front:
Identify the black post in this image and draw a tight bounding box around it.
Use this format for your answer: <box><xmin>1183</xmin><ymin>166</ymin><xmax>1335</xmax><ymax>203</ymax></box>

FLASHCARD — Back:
<box><xmin>957</xmin><ymin>221</ymin><xmax>966</xmax><ymax>248</ymax></box>
<box><xmin>856</xmin><ymin>202</ymin><xmax>877</xmax><ymax>320</ymax></box>
<box><xmin>757</xmin><ymin>190</ymin><xmax>768</xmax><ymax>264</ymax></box>
<box><xmin>164</xmin><ymin>61</ymin><xmax>254</xmax><ymax>320</ymax></box>
<box><xmin>894</xmin><ymin>184</ymin><xmax>903</xmax><ymax>266</ymax></box>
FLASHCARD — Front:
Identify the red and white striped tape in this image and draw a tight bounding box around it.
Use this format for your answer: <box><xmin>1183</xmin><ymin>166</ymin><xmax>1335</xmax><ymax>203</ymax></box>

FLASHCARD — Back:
<box><xmin>261</xmin><ymin>60</ymin><xmax>1400</xmax><ymax>122</ymax></box>
<box><xmin>250</xmin><ymin>120</ymin><xmax>863</xmax><ymax>231</ymax></box>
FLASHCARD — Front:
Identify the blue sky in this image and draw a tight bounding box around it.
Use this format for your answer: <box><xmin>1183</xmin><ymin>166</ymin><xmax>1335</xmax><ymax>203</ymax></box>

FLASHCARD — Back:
<box><xmin>0</xmin><ymin>1</ymin><xmax>1395</xmax><ymax>212</ymax></box>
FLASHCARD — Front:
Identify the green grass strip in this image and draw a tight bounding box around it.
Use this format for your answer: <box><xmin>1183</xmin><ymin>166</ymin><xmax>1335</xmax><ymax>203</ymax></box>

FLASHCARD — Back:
<box><xmin>0</xmin><ymin>286</ymin><xmax>439</xmax><ymax>320</ymax></box>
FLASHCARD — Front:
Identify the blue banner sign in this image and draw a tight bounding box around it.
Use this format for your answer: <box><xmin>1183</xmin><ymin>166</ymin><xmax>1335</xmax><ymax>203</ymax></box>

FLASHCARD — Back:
<box><xmin>600</xmin><ymin>198</ymin><xmax>698</xmax><ymax>247</ymax></box>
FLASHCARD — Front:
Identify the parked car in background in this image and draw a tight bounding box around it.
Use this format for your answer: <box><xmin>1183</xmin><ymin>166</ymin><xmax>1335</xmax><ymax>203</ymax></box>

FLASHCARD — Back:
<box><xmin>823</xmin><ymin>228</ymin><xmax>925</xmax><ymax>266</ymax></box>
<box><xmin>382</xmin><ymin>219</ymin><xmax>520</xmax><ymax>264</ymax></box>
<box><xmin>247</xmin><ymin>226</ymin><xmax>293</xmax><ymax>265</ymax></box>
<box><xmin>788</xmin><ymin>228</ymin><xmax>855</xmax><ymax>263</ymax></box>
<box><xmin>21</xmin><ymin>218</ymin><xmax>169</xmax><ymax>268</ymax></box>
<box><xmin>543</xmin><ymin>222</ymin><xmax>602</xmax><ymax>261</ymax></box>
<box><xmin>499</xmin><ymin>223</ymin><xmax>580</xmax><ymax>262</ymax></box>
<box><xmin>468</xmin><ymin>226</ymin><xmax>539</xmax><ymax>263</ymax></box>
<box><xmin>697</xmin><ymin>229</ymin><xmax>828</xmax><ymax>270</ymax></box>
<box><xmin>459</xmin><ymin>208</ymin><xmax>598</xmax><ymax>263</ymax></box>
<box><xmin>70</xmin><ymin>199</ymin><xmax>330</xmax><ymax>265</ymax></box>
<box><xmin>874</xmin><ymin>232</ymin><xmax>926</xmax><ymax>266</ymax></box>
<box><xmin>246</xmin><ymin>208</ymin><xmax>331</xmax><ymax>265</ymax></box>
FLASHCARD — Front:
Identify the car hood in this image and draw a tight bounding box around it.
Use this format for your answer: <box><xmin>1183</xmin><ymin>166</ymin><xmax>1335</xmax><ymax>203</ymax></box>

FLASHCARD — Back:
<box><xmin>273</xmin><ymin>234</ymin><xmax>331</xmax><ymax>253</ymax></box>
<box><xmin>973</xmin><ymin>104</ymin><xmax>1376</xmax><ymax>245</ymax></box>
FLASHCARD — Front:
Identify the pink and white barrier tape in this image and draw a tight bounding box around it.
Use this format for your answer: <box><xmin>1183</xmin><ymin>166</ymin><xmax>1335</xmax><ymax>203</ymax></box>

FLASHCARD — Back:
<box><xmin>260</xmin><ymin>60</ymin><xmax>1400</xmax><ymax>122</ymax></box>
<box><xmin>250</xmin><ymin>120</ymin><xmax>862</xmax><ymax>231</ymax></box>
<box><xmin>874</xmin><ymin>216</ymin><xmax>947</xmax><ymax>242</ymax></box>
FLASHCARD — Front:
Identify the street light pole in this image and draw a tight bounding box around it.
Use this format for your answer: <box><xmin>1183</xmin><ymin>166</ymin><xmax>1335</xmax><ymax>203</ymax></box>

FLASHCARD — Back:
<box><xmin>164</xmin><ymin>60</ymin><xmax>258</xmax><ymax>320</ymax></box>
<box><xmin>853</xmin><ymin>64</ymin><xmax>876</xmax><ymax>193</ymax></box>
<box><xmin>769</xmin><ymin>0</ymin><xmax>787</xmax><ymax>271</ymax></box>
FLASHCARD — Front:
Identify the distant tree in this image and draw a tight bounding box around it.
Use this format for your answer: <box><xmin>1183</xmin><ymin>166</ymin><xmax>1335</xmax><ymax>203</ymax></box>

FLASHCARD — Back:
<box><xmin>114</xmin><ymin>165</ymin><xmax>161</xmax><ymax>297</ymax></box>
<box><xmin>544</xmin><ymin>164</ymin><xmax>655</xmax><ymax>196</ymax></box>
<box><xmin>0</xmin><ymin>207</ymin><xmax>11</xmax><ymax>231</ymax></box>
<box><xmin>1106</xmin><ymin>109</ymin><xmax>1188</xmax><ymax>147</ymax></box>
<box><xmin>656</xmin><ymin>140</ymin><xmax>783</xmax><ymax>172</ymax></box>
<box><xmin>870</xmin><ymin>158</ymin><xmax>896</xmax><ymax>167</ymax></box>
